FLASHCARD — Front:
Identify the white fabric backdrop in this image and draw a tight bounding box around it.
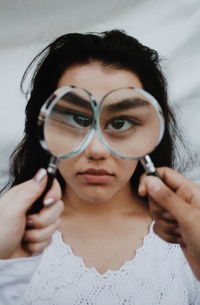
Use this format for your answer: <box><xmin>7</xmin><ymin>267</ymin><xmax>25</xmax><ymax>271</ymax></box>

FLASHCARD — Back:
<box><xmin>0</xmin><ymin>0</ymin><xmax>200</xmax><ymax>189</ymax></box>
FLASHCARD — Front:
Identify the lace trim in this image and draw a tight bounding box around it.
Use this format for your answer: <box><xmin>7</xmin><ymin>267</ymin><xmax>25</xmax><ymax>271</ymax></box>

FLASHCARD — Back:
<box><xmin>24</xmin><ymin>220</ymin><xmax>200</xmax><ymax>305</ymax></box>
<box><xmin>50</xmin><ymin>221</ymin><xmax>155</xmax><ymax>277</ymax></box>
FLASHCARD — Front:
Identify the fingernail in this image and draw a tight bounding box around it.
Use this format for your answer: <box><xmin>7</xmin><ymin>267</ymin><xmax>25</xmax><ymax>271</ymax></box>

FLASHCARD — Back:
<box><xmin>145</xmin><ymin>177</ymin><xmax>161</xmax><ymax>194</ymax></box>
<box><xmin>138</xmin><ymin>184</ymin><xmax>145</xmax><ymax>196</ymax></box>
<box><xmin>34</xmin><ymin>168</ymin><xmax>46</xmax><ymax>183</ymax></box>
<box><xmin>43</xmin><ymin>197</ymin><xmax>55</xmax><ymax>206</ymax></box>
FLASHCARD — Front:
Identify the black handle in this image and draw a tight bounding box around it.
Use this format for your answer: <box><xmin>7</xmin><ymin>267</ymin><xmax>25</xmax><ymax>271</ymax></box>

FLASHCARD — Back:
<box><xmin>28</xmin><ymin>171</ymin><xmax>55</xmax><ymax>214</ymax></box>
<box><xmin>147</xmin><ymin>170</ymin><xmax>160</xmax><ymax>178</ymax></box>
<box><xmin>140</xmin><ymin>156</ymin><xmax>161</xmax><ymax>179</ymax></box>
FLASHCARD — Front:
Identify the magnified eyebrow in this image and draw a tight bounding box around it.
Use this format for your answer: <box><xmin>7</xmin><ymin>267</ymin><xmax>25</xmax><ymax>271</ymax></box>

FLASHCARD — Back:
<box><xmin>59</xmin><ymin>92</ymin><xmax>92</xmax><ymax>111</ymax></box>
<box><xmin>104</xmin><ymin>98</ymin><xmax>151</xmax><ymax>113</ymax></box>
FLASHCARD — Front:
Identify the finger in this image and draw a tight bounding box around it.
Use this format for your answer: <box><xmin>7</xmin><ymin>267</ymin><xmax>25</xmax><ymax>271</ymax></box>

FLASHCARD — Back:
<box><xmin>149</xmin><ymin>200</ymin><xmax>177</xmax><ymax>222</ymax></box>
<box><xmin>176</xmin><ymin>185</ymin><xmax>200</xmax><ymax>208</ymax></box>
<box><xmin>162</xmin><ymin>212</ymin><xmax>177</xmax><ymax>222</ymax></box>
<box><xmin>158</xmin><ymin>168</ymin><xmax>200</xmax><ymax>203</ymax></box>
<box><xmin>153</xmin><ymin>218</ymin><xmax>179</xmax><ymax>235</ymax></box>
<box><xmin>5</xmin><ymin>169</ymin><xmax>48</xmax><ymax>213</ymax></box>
<box><xmin>139</xmin><ymin>167</ymin><xmax>197</xmax><ymax>197</ymax></box>
<box><xmin>26</xmin><ymin>200</ymin><xmax>64</xmax><ymax>229</ymax></box>
<box><xmin>149</xmin><ymin>199</ymin><xmax>166</xmax><ymax>218</ymax></box>
<box><xmin>43</xmin><ymin>179</ymin><xmax>62</xmax><ymax>206</ymax></box>
<box><xmin>23</xmin><ymin>239</ymin><xmax>51</xmax><ymax>254</ymax></box>
<box><xmin>23</xmin><ymin>219</ymin><xmax>60</xmax><ymax>243</ymax></box>
<box><xmin>153</xmin><ymin>224</ymin><xmax>180</xmax><ymax>244</ymax></box>
<box><xmin>138</xmin><ymin>174</ymin><xmax>148</xmax><ymax>196</ymax></box>
<box><xmin>144</xmin><ymin>176</ymin><xmax>193</xmax><ymax>223</ymax></box>
<box><xmin>155</xmin><ymin>167</ymin><xmax>196</xmax><ymax>192</ymax></box>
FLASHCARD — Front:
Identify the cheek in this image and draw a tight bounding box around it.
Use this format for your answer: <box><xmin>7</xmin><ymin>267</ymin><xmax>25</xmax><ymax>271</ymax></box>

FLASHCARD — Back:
<box><xmin>58</xmin><ymin>158</ymin><xmax>76</xmax><ymax>182</ymax></box>
<box><xmin>118</xmin><ymin>160</ymin><xmax>138</xmax><ymax>181</ymax></box>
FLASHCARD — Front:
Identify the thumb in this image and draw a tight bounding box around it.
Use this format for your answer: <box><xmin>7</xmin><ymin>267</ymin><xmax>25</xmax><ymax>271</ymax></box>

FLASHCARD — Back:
<box><xmin>144</xmin><ymin>175</ymin><xmax>192</xmax><ymax>223</ymax></box>
<box><xmin>9</xmin><ymin>168</ymin><xmax>48</xmax><ymax>213</ymax></box>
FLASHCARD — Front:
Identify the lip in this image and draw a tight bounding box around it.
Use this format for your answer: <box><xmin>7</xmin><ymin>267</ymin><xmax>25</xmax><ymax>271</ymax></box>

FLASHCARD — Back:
<box><xmin>80</xmin><ymin>168</ymin><xmax>113</xmax><ymax>175</ymax></box>
<box><xmin>78</xmin><ymin>168</ymin><xmax>115</xmax><ymax>184</ymax></box>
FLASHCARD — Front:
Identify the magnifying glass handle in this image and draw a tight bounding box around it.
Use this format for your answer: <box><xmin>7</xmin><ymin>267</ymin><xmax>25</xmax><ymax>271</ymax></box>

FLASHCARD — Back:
<box><xmin>28</xmin><ymin>172</ymin><xmax>55</xmax><ymax>214</ymax></box>
<box><xmin>140</xmin><ymin>155</ymin><xmax>160</xmax><ymax>178</ymax></box>
<box><xmin>28</xmin><ymin>156</ymin><xmax>59</xmax><ymax>214</ymax></box>
<box><xmin>147</xmin><ymin>170</ymin><xmax>160</xmax><ymax>178</ymax></box>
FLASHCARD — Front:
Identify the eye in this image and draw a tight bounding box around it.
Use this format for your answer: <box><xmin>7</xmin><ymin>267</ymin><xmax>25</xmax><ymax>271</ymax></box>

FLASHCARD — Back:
<box><xmin>54</xmin><ymin>111</ymin><xmax>92</xmax><ymax>128</ymax></box>
<box><xmin>106</xmin><ymin>117</ymin><xmax>141</xmax><ymax>131</ymax></box>
<box><xmin>72</xmin><ymin>113</ymin><xmax>92</xmax><ymax>127</ymax></box>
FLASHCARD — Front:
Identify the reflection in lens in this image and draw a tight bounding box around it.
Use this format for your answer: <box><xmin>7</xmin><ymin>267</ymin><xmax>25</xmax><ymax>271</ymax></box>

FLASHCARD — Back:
<box><xmin>98</xmin><ymin>88</ymin><xmax>164</xmax><ymax>159</ymax></box>
<box><xmin>44</xmin><ymin>88</ymin><xmax>94</xmax><ymax>157</ymax></box>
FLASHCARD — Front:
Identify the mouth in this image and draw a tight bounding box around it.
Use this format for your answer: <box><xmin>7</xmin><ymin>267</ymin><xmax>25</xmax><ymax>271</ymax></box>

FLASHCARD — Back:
<box><xmin>78</xmin><ymin>168</ymin><xmax>115</xmax><ymax>184</ymax></box>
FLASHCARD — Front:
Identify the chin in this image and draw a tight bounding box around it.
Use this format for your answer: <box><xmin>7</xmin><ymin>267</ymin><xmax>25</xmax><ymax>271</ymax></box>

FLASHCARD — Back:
<box><xmin>76</xmin><ymin>189</ymin><xmax>115</xmax><ymax>204</ymax></box>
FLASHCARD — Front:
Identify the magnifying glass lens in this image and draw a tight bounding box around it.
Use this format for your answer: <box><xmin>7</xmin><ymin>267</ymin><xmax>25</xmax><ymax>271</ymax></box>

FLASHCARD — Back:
<box><xmin>98</xmin><ymin>88</ymin><xmax>164</xmax><ymax>159</ymax></box>
<box><xmin>44</xmin><ymin>88</ymin><xmax>94</xmax><ymax>157</ymax></box>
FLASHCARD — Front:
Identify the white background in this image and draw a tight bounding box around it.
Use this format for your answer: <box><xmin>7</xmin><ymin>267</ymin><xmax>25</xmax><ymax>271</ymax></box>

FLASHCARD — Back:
<box><xmin>0</xmin><ymin>0</ymin><xmax>200</xmax><ymax>189</ymax></box>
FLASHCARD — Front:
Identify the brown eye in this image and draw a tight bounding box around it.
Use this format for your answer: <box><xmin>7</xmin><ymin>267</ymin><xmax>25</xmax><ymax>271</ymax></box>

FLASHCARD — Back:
<box><xmin>106</xmin><ymin>117</ymin><xmax>141</xmax><ymax>132</ymax></box>
<box><xmin>56</xmin><ymin>111</ymin><xmax>92</xmax><ymax>128</ymax></box>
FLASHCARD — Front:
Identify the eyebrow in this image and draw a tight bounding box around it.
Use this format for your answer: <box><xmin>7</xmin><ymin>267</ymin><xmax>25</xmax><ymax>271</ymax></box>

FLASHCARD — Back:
<box><xmin>54</xmin><ymin>93</ymin><xmax>150</xmax><ymax>113</ymax></box>
<box><xmin>103</xmin><ymin>98</ymin><xmax>151</xmax><ymax>113</ymax></box>
<box><xmin>59</xmin><ymin>92</ymin><xmax>92</xmax><ymax>111</ymax></box>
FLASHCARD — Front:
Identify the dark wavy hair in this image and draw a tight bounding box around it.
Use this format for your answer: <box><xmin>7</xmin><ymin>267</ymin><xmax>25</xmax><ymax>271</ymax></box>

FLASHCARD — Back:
<box><xmin>4</xmin><ymin>29</ymin><xmax>181</xmax><ymax>193</ymax></box>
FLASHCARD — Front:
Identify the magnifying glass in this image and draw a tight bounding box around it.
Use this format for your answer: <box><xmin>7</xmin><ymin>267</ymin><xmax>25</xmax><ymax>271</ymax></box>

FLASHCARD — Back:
<box><xmin>98</xmin><ymin>87</ymin><xmax>164</xmax><ymax>173</ymax></box>
<box><xmin>28</xmin><ymin>86</ymin><xmax>164</xmax><ymax>213</ymax></box>
<box><xmin>28</xmin><ymin>86</ymin><xmax>96</xmax><ymax>213</ymax></box>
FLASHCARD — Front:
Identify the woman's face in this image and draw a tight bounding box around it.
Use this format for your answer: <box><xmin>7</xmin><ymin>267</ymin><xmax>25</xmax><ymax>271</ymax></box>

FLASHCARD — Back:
<box><xmin>57</xmin><ymin>62</ymin><xmax>143</xmax><ymax>203</ymax></box>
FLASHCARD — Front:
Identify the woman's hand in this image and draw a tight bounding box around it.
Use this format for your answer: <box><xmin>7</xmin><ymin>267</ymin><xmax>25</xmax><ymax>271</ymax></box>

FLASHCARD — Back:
<box><xmin>138</xmin><ymin>167</ymin><xmax>200</xmax><ymax>279</ymax></box>
<box><xmin>0</xmin><ymin>168</ymin><xmax>64</xmax><ymax>259</ymax></box>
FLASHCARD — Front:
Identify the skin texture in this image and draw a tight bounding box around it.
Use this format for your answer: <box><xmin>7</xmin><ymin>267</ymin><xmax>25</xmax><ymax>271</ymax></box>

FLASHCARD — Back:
<box><xmin>139</xmin><ymin>167</ymin><xmax>200</xmax><ymax>280</ymax></box>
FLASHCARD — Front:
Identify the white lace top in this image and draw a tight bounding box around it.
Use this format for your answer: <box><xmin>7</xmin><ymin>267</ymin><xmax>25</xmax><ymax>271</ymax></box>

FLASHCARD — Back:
<box><xmin>24</xmin><ymin>222</ymin><xmax>200</xmax><ymax>305</ymax></box>
<box><xmin>1</xmin><ymin>222</ymin><xmax>200</xmax><ymax>305</ymax></box>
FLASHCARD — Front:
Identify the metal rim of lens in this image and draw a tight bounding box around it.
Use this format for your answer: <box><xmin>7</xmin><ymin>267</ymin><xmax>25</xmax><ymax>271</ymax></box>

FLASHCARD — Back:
<box><xmin>37</xmin><ymin>86</ymin><xmax>165</xmax><ymax>160</ymax></box>
<box><xmin>37</xmin><ymin>85</ymin><xmax>96</xmax><ymax>158</ymax></box>
<box><xmin>96</xmin><ymin>87</ymin><xmax>165</xmax><ymax>160</ymax></box>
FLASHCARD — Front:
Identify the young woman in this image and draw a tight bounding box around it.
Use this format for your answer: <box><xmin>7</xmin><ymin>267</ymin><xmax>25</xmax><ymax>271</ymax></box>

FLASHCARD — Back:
<box><xmin>1</xmin><ymin>29</ymin><xmax>200</xmax><ymax>304</ymax></box>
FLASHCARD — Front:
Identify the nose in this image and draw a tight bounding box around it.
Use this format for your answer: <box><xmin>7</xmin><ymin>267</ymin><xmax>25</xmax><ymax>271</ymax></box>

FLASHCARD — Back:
<box><xmin>84</xmin><ymin>133</ymin><xmax>110</xmax><ymax>160</ymax></box>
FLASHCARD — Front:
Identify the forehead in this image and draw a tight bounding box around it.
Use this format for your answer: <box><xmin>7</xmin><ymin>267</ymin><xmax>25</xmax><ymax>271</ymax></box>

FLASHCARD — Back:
<box><xmin>57</xmin><ymin>62</ymin><xmax>143</xmax><ymax>100</ymax></box>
